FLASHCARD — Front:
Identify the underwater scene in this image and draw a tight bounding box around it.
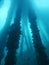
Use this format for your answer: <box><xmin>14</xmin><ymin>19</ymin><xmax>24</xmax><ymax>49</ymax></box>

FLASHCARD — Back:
<box><xmin>0</xmin><ymin>0</ymin><xmax>49</xmax><ymax>65</ymax></box>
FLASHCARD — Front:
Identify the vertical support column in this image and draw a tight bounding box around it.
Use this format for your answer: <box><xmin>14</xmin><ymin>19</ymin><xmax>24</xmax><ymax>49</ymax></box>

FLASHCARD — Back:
<box><xmin>28</xmin><ymin>9</ymin><xmax>49</xmax><ymax>65</ymax></box>
<box><xmin>4</xmin><ymin>1</ymin><xmax>22</xmax><ymax>65</ymax></box>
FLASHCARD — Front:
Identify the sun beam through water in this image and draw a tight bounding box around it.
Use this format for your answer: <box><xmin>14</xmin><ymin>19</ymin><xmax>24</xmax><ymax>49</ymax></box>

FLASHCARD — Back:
<box><xmin>0</xmin><ymin>0</ymin><xmax>11</xmax><ymax>31</ymax></box>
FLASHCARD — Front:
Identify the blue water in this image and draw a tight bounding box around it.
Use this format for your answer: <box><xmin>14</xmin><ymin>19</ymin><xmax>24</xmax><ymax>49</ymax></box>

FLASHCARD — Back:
<box><xmin>0</xmin><ymin>0</ymin><xmax>49</xmax><ymax>65</ymax></box>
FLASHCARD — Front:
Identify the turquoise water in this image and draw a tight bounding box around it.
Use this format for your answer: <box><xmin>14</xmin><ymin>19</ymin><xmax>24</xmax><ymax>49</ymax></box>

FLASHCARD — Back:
<box><xmin>0</xmin><ymin>0</ymin><xmax>49</xmax><ymax>65</ymax></box>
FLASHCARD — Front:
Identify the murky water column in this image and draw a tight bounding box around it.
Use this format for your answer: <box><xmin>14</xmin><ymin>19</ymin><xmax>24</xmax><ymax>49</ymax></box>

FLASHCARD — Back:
<box><xmin>28</xmin><ymin>7</ymin><xmax>49</xmax><ymax>65</ymax></box>
<box><xmin>4</xmin><ymin>1</ymin><xmax>23</xmax><ymax>65</ymax></box>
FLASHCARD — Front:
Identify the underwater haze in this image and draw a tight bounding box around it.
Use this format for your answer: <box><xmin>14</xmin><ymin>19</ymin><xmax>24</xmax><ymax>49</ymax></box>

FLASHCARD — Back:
<box><xmin>0</xmin><ymin>0</ymin><xmax>49</xmax><ymax>65</ymax></box>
